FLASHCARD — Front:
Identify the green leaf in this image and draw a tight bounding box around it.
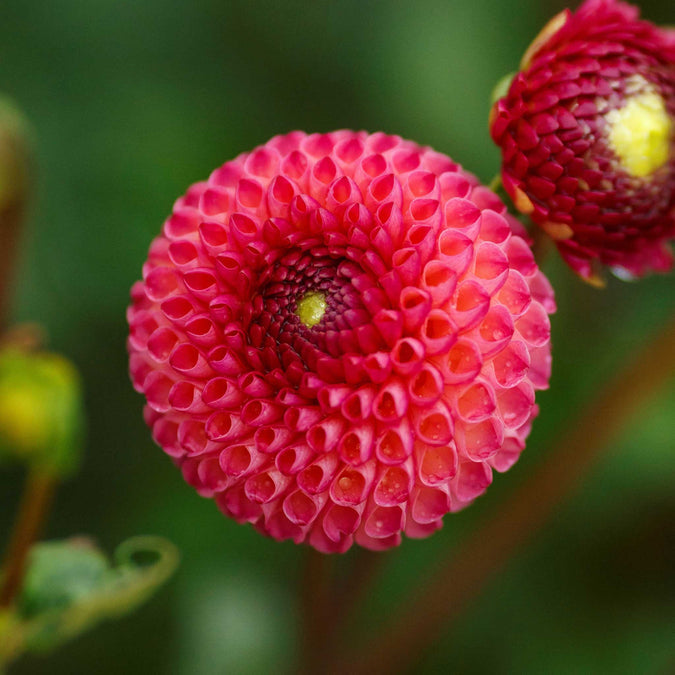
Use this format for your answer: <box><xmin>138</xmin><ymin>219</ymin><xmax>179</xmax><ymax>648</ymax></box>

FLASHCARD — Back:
<box><xmin>0</xmin><ymin>536</ymin><xmax>179</xmax><ymax>667</ymax></box>
<box><xmin>17</xmin><ymin>539</ymin><xmax>108</xmax><ymax>620</ymax></box>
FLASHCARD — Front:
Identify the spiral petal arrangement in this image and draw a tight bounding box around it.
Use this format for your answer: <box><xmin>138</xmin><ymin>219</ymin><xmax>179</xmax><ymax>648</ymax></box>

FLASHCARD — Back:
<box><xmin>128</xmin><ymin>130</ymin><xmax>555</xmax><ymax>552</ymax></box>
<box><xmin>490</xmin><ymin>0</ymin><xmax>675</xmax><ymax>281</ymax></box>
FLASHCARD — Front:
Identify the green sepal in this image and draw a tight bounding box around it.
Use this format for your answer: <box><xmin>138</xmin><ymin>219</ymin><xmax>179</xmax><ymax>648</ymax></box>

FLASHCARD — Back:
<box><xmin>490</xmin><ymin>71</ymin><xmax>516</xmax><ymax>106</ymax></box>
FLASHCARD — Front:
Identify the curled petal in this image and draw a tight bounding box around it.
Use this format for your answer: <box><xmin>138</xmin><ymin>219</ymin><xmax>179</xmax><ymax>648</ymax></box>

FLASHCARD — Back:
<box><xmin>219</xmin><ymin>443</ymin><xmax>265</xmax><ymax>479</ymax></box>
<box><xmin>338</xmin><ymin>421</ymin><xmax>375</xmax><ymax>466</ymax></box>
<box><xmin>216</xmin><ymin>485</ymin><xmax>263</xmax><ymax>524</ymax></box>
<box><xmin>241</xmin><ymin>399</ymin><xmax>284</xmax><ymax>427</ymax></box>
<box><xmin>307</xmin><ymin>415</ymin><xmax>345</xmax><ymax>453</ymax></box>
<box><xmin>375</xmin><ymin>420</ymin><xmax>414</xmax><ymax>465</ymax></box>
<box><xmin>373</xmin><ymin>379</ymin><xmax>409</xmax><ymax>422</ymax></box>
<box><xmin>255</xmin><ymin>425</ymin><xmax>293</xmax><ymax>455</ymax></box>
<box><xmin>440</xmin><ymin>338</ymin><xmax>483</xmax><ymax>385</ymax></box>
<box><xmin>454</xmin><ymin>379</ymin><xmax>497</xmax><ymax>423</ymax></box>
<box><xmin>263</xmin><ymin>510</ymin><xmax>304</xmax><ymax>544</ymax></box>
<box><xmin>413</xmin><ymin>400</ymin><xmax>455</xmax><ymax>447</ymax></box>
<box><xmin>455</xmin><ymin>418</ymin><xmax>505</xmax><ymax>461</ymax></box>
<box><xmin>410</xmin><ymin>485</ymin><xmax>451</xmax><ymax>525</ymax></box>
<box><xmin>169</xmin><ymin>381</ymin><xmax>211</xmax><ymax>414</ymax></box>
<box><xmin>419</xmin><ymin>310</ymin><xmax>457</xmax><ymax>356</ymax></box>
<box><xmin>144</xmin><ymin>372</ymin><xmax>173</xmax><ymax>413</ymax></box>
<box><xmin>144</xmin><ymin>267</ymin><xmax>179</xmax><ymax>302</ymax></box>
<box><xmin>417</xmin><ymin>442</ymin><xmax>458</xmax><ymax>487</ymax></box>
<box><xmin>297</xmin><ymin>453</ymin><xmax>339</xmax><ymax>495</ymax></box>
<box><xmin>422</xmin><ymin>261</ymin><xmax>457</xmax><ymax>308</ymax></box>
<box><xmin>330</xmin><ymin>462</ymin><xmax>376</xmax><ymax>506</ymax></box>
<box><xmin>516</xmin><ymin>301</ymin><xmax>551</xmax><ymax>347</ymax></box>
<box><xmin>185</xmin><ymin>316</ymin><xmax>220</xmax><ymax>349</ymax></box>
<box><xmin>391</xmin><ymin>337</ymin><xmax>425</xmax><ymax>376</ymax></box>
<box><xmin>202</xmin><ymin>377</ymin><xmax>244</xmax><ymax>409</ymax></box>
<box><xmin>244</xmin><ymin>469</ymin><xmax>292</xmax><ymax>505</ymax></box>
<box><xmin>473</xmin><ymin>242</ymin><xmax>509</xmax><ymax>295</ymax></box>
<box><xmin>364</xmin><ymin>504</ymin><xmax>405</xmax><ymax>539</ymax></box>
<box><xmin>276</xmin><ymin>443</ymin><xmax>314</xmax><ymax>476</ymax></box>
<box><xmin>206</xmin><ymin>411</ymin><xmax>247</xmax><ymax>443</ymax></box>
<box><xmin>373</xmin><ymin>462</ymin><xmax>413</xmax><ymax>507</ymax></box>
<box><xmin>451</xmin><ymin>461</ymin><xmax>493</xmax><ymax>507</ymax></box>
<box><xmin>169</xmin><ymin>344</ymin><xmax>213</xmax><ymax>378</ymax></box>
<box><xmin>438</xmin><ymin>229</ymin><xmax>474</xmax><ymax>277</ymax></box>
<box><xmin>283</xmin><ymin>489</ymin><xmax>326</xmax><ymax>526</ymax></box>
<box><xmin>491</xmin><ymin>340</ymin><xmax>531</xmax><ymax>388</ymax></box>
<box><xmin>408</xmin><ymin>363</ymin><xmax>444</xmax><ymax>407</ymax></box>
<box><xmin>392</xmin><ymin>247</ymin><xmax>422</xmax><ymax>286</ymax></box>
<box><xmin>147</xmin><ymin>327</ymin><xmax>179</xmax><ymax>363</ymax></box>
<box><xmin>448</xmin><ymin>280</ymin><xmax>490</xmax><ymax>332</ymax></box>
<box><xmin>399</xmin><ymin>287</ymin><xmax>432</xmax><ymax>333</ymax></box>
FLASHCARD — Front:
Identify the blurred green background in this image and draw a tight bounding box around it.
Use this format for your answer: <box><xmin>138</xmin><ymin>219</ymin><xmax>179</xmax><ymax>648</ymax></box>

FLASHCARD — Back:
<box><xmin>1</xmin><ymin>0</ymin><xmax>674</xmax><ymax>673</ymax></box>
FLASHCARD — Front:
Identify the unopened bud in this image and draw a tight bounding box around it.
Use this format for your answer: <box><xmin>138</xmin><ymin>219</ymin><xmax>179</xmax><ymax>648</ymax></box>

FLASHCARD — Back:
<box><xmin>0</xmin><ymin>347</ymin><xmax>84</xmax><ymax>477</ymax></box>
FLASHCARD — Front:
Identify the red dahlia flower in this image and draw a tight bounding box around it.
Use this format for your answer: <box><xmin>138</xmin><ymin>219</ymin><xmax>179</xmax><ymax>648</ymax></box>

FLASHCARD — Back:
<box><xmin>490</xmin><ymin>0</ymin><xmax>675</xmax><ymax>281</ymax></box>
<box><xmin>128</xmin><ymin>130</ymin><xmax>555</xmax><ymax>553</ymax></box>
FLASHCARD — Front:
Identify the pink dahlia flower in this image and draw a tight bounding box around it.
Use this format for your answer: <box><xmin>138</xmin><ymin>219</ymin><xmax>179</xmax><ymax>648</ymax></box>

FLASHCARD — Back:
<box><xmin>128</xmin><ymin>130</ymin><xmax>555</xmax><ymax>553</ymax></box>
<box><xmin>490</xmin><ymin>0</ymin><xmax>675</xmax><ymax>281</ymax></box>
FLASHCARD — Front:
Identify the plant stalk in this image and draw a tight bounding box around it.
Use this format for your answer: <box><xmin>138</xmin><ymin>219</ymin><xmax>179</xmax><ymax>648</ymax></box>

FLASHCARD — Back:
<box><xmin>0</xmin><ymin>469</ymin><xmax>56</xmax><ymax>608</ymax></box>
<box><xmin>299</xmin><ymin>547</ymin><xmax>333</xmax><ymax>674</ymax></box>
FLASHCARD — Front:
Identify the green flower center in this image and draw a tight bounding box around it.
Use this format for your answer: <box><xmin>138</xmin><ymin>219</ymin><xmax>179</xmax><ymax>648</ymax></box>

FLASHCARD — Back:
<box><xmin>296</xmin><ymin>291</ymin><xmax>327</xmax><ymax>328</ymax></box>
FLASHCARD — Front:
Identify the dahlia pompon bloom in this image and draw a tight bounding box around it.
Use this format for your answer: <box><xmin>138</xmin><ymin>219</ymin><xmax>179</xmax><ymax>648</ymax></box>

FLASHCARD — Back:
<box><xmin>490</xmin><ymin>0</ymin><xmax>675</xmax><ymax>281</ymax></box>
<box><xmin>128</xmin><ymin>130</ymin><xmax>555</xmax><ymax>553</ymax></box>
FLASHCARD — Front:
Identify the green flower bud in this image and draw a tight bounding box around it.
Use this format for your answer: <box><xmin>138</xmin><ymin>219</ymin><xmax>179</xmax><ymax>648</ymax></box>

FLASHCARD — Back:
<box><xmin>0</xmin><ymin>347</ymin><xmax>84</xmax><ymax>478</ymax></box>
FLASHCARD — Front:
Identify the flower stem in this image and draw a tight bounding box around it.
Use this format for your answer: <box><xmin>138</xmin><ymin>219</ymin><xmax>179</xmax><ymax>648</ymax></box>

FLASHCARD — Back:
<box><xmin>0</xmin><ymin>98</ymin><xmax>31</xmax><ymax>329</ymax></box>
<box><xmin>300</xmin><ymin>547</ymin><xmax>386</xmax><ymax>671</ymax></box>
<box><xmin>329</xmin><ymin>317</ymin><xmax>675</xmax><ymax>675</ymax></box>
<box><xmin>326</xmin><ymin>548</ymin><xmax>384</xmax><ymax>640</ymax></box>
<box><xmin>0</xmin><ymin>199</ymin><xmax>25</xmax><ymax>330</ymax></box>
<box><xmin>299</xmin><ymin>547</ymin><xmax>333</xmax><ymax>674</ymax></box>
<box><xmin>0</xmin><ymin>469</ymin><xmax>57</xmax><ymax>608</ymax></box>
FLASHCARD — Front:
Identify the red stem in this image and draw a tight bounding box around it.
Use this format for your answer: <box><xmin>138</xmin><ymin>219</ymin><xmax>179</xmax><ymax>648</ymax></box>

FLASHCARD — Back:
<box><xmin>299</xmin><ymin>547</ymin><xmax>334</xmax><ymax>674</ymax></box>
<box><xmin>0</xmin><ymin>469</ymin><xmax>56</xmax><ymax>608</ymax></box>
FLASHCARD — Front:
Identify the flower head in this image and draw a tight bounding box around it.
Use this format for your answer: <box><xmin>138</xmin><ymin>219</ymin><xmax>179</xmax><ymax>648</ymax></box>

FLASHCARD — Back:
<box><xmin>490</xmin><ymin>0</ymin><xmax>675</xmax><ymax>281</ymax></box>
<box><xmin>128</xmin><ymin>130</ymin><xmax>555</xmax><ymax>552</ymax></box>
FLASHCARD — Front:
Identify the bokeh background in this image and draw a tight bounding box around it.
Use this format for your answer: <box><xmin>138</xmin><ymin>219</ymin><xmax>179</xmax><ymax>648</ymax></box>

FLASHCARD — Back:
<box><xmin>1</xmin><ymin>0</ymin><xmax>674</xmax><ymax>673</ymax></box>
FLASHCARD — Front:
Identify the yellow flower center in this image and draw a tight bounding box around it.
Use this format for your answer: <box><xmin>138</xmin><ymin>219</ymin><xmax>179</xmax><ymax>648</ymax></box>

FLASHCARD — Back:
<box><xmin>606</xmin><ymin>84</ymin><xmax>672</xmax><ymax>178</ymax></box>
<box><xmin>296</xmin><ymin>292</ymin><xmax>326</xmax><ymax>328</ymax></box>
